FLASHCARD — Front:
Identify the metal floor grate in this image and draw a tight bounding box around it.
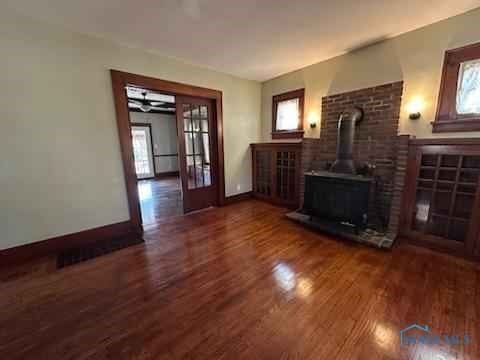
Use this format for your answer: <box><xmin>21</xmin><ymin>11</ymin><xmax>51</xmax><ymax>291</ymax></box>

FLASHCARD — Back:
<box><xmin>57</xmin><ymin>236</ymin><xmax>144</xmax><ymax>269</ymax></box>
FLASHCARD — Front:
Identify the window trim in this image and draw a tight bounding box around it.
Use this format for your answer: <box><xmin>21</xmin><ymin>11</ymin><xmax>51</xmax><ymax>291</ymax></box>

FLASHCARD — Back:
<box><xmin>434</xmin><ymin>42</ymin><xmax>480</xmax><ymax>133</ymax></box>
<box><xmin>272</xmin><ymin>88</ymin><xmax>305</xmax><ymax>139</ymax></box>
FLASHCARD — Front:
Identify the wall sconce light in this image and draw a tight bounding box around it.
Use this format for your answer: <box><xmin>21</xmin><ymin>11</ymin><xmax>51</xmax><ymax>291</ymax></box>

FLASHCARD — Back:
<box><xmin>308</xmin><ymin>111</ymin><xmax>319</xmax><ymax>129</ymax></box>
<box><xmin>408</xmin><ymin>97</ymin><xmax>424</xmax><ymax>120</ymax></box>
<box><xmin>409</xmin><ymin>112</ymin><xmax>421</xmax><ymax>120</ymax></box>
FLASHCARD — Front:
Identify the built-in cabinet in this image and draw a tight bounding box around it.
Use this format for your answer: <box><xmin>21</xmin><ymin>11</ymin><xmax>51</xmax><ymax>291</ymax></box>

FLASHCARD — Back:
<box><xmin>402</xmin><ymin>139</ymin><xmax>480</xmax><ymax>259</ymax></box>
<box><xmin>251</xmin><ymin>143</ymin><xmax>301</xmax><ymax>208</ymax></box>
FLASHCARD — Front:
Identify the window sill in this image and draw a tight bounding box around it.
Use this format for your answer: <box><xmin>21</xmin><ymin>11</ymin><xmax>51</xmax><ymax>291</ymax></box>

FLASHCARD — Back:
<box><xmin>271</xmin><ymin>130</ymin><xmax>304</xmax><ymax>140</ymax></box>
<box><xmin>432</xmin><ymin>118</ymin><xmax>480</xmax><ymax>133</ymax></box>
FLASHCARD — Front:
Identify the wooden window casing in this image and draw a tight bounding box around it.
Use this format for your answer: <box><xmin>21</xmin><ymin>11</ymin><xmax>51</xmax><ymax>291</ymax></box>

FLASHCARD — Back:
<box><xmin>272</xmin><ymin>89</ymin><xmax>305</xmax><ymax>139</ymax></box>
<box><xmin>434</xmin><ymin>42</ymin><xmax>480</xmax><ymax>133</ymax></box>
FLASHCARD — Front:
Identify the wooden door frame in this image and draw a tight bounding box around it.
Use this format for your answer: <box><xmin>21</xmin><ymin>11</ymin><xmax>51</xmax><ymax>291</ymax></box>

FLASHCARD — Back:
<box><xmin>110</xmin><ymin>70</ymin><xmax>225</xmax><ymax>234</ymax></box>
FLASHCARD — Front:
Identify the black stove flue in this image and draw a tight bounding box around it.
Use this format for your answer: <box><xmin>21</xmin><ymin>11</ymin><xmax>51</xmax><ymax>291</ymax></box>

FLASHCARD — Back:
<box><xmin>330</xmin><ymin>107</ymin><xmax>363</xmax><ymax>174</ymax></box>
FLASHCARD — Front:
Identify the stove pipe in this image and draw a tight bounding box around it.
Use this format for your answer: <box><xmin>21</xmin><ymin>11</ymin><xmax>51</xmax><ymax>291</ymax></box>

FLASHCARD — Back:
<box><xmin>330</xmin><ymin>107</ymin><xmax>363</xmax><ymax>174</ymax></box>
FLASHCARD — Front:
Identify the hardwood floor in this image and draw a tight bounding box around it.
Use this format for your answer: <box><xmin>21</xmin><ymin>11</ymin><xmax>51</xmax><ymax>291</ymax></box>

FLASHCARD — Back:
<box><xmin>1</xmin><ymin>200</ymin><xmax>479</xmax><ymax>359</ymax></box>
<box><xmin>138</xmin><ymin>176</ymin><xmax>183</xmax><ymax>224</ymax></box>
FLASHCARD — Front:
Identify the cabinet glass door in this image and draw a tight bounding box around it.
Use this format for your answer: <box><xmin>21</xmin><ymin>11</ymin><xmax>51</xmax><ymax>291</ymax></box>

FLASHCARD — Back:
<box><xmin>275</xmin><ymin>151</ymin><xmax>297</xmax><ymax>203</ymax></box>
<box><xmin>412</xmin><ymin>153</ymin><xmax>480</xmax><ymax>244</ymax></box>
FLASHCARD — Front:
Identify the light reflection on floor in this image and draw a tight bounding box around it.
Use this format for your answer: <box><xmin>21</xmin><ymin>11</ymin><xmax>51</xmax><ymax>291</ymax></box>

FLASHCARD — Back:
<box><xmin>138</xmin><ymin>181</ymin><xmax>153</xmax><ymax>201</ymax></box>
<box><xmin>138</xmin><ymin>181</ymin><xmax>152</xmax><ymax>201</ymax></box>
<box><xmin>273</xmin><ymin>263</ymin><xmax>296</xmax><ymax>292</ymax></box>
<box><xmin>137</xmin><ymin>178</ymin><xmax>183</xmax><ymax>225</ymax></box>
<box><xmin>373</xmin><ymin>321</ymin><xmax>396</xmax><ymax>352</ymax></box>
<box><xmin>272</xmin><ymin>262</ymin><xmax>313</xmax><ymax>299</ymax></box>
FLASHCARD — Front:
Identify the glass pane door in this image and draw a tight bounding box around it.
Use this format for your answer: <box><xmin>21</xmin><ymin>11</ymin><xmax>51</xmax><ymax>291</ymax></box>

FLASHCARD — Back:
<box><xmin>412</xmin><ymin>153</ymin><xmax>480</xmax><ymax>243</ymax></box>
<box><xmin>182</xmin><ymin>103</ymin><xmax>212</xmax><ymax>189</ymax></box>
<box><xmin>176</xmin><ymin>96</ymin><xmax>217</xmax><ymax>213</ymax></box>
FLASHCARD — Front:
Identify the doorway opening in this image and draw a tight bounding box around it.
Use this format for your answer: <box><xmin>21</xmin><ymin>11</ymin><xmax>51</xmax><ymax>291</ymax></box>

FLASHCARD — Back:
<box><xmin>128</xmin><ymin>86</ymin><xmax>182</xmax><ymax>224</ymax></box>
<box><xmin>111</xmin><ymin>70</ymin><xmax>225</xmax><ymax>234</ymax></box>
<box><xmin>131</xmin><ymin>124</ymin><xmax>155</xmax><ymax>179</ymax></box>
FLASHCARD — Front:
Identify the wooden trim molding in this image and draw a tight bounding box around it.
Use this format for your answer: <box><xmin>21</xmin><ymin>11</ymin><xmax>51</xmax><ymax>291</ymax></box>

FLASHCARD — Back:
<box><xmin>129</xmin><ymin>108</ymin><xmax>175</xmax><ymax>115</ymax></box>
<box><xmin>224</xmin><ymin>191</ymin><xmax>253</xmax><ymax>205</ymax></box>
<box><xmin>410</xmin><ymin>138</ymin><xmax>480</xmax><ymax>146</ymax></box>
<box><xmin>250</xmin><ymin>142</ymin><xmax>303</xmax><ymax>148</ymax></box>
<box><xmin>0</xmin><ymin>221</ymin><xmax>138</xmax><ymax>268</ymax></box>
<box><xmin>155</xmin><ymin>171</ymin><xmax>179</xmax><ymax>178</ymax></box>
<box><xmin>272</xmin><ymin>88</ymin><xmax>305</xmax><ymax>139</ymax></box>
<box><xmin>110</xmin><ymin>70</ymin><xmax>226</xmax><ymax>229</ymax></box>
<box><xmin>433</xmin><ymin>42</ymin><xmax>480</xmax><ymax>133</ymax></box>
<box><xmin>271</xmin><ymin>130</ymin><xmax>304</xmax><ymax>140</ymax></box>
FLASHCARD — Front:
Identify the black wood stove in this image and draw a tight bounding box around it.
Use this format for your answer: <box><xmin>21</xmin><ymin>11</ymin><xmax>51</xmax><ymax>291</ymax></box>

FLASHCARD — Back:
<box><xmin>300</xmin><ymin>107</ymin><xmax>373</xmax><ymax>231</ymax></box>
<box><xmin>303</xmin><ymin>171</ymin><xmax>372</xmax><ymax>229</ymax></box>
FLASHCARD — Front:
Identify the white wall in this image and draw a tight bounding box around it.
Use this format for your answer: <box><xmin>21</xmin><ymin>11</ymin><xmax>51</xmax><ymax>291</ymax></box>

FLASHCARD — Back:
<box><xmin>0</xmin><ymin>9</ymin><xmax>261</xmax><ymax>250</ymax></box>
<box><xmin>261</xmin><ymin>7</ymin><xmax>480</xmax><ymax>141</ymax></box>
<box><xmin>130</xmin><ymin>112</ymin><xmax>179</xmax><ymax>173</ymax></box>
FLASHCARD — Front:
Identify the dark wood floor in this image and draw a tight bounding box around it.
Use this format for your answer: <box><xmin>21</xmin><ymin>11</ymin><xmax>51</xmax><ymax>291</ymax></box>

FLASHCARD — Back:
<box><xmin>138</xmin><ymin>176</ymin><xmax>182</xmax><ymax>224</ymax></box>
<box><xmin>1</xmin><ymin>200</ymin><xmax>479</xmax><ymax>359</ymax></box>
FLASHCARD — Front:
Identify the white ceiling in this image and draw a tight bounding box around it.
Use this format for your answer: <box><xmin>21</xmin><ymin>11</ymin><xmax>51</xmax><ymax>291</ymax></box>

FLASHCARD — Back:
<box><xmin>4</xmin><ymin>0</ymin><xmax>480</xmax><ymax>81</ymax></box>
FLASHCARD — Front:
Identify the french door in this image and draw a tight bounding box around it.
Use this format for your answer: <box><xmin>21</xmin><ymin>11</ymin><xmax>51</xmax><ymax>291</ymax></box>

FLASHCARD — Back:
<box><xmin>131</xmin><ymin>125</ymin><xmax>155</xmax><ymax>179</ymax></box>
<box><xmin>176</xmin><ymin>96</ymin><xmax>218</xmax><ymax>212</ymax></box>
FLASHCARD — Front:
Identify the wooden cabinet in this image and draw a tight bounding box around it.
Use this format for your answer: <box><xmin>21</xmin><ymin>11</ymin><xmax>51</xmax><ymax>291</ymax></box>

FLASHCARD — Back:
<box><xmin>251</xmin><ymin>143</ymin><xmax>301</xmax><ymax>208</ymax></box>
<box><xmin>402</xmin><ymin>139</ymin><xmax>480</xmax><ymax>259</ymax></box>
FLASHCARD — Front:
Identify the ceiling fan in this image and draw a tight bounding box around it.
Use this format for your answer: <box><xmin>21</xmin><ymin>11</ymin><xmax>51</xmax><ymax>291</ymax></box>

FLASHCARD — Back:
<box><xmin>128</xmin><ymin>91</ymin><xmax>164</xmax><ymax>112</ymax></box>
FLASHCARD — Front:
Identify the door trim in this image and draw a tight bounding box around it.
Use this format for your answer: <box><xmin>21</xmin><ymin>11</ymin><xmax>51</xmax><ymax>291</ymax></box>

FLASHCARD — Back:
<box><xmin>110</xmin><ymin>70</ymin><xmax>225</xmax><ymax>233</ymax></box>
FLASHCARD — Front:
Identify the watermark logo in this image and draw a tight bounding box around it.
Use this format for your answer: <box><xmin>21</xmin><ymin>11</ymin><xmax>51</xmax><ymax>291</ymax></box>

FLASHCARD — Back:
<box><xmin>400</xmin><ymin>324</ymin><xmax>471</xmax><ymax>346</ymax></box>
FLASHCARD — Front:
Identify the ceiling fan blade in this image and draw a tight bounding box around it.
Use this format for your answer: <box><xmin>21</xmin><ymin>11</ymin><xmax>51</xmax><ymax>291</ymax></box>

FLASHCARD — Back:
<box><xmin>139</xmin><ymin>104</ymin><xmax>152</xmax><ymax>112</ymax></box>
<box><xmin>129</xmin><ymin>99</ymin><xmax>142</xmax><ymax>106</ymax></box>
<box><xmin>149</xmin><ymin>102</ymin><xmax>175</xmax><ymax>109</ymax></box>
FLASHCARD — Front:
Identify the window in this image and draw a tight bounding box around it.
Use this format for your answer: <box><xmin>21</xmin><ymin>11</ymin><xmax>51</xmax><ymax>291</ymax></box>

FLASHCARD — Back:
<box><xmin>456</xmin><ymin>59</ymin><xmax>480</xmax><ymax>115</ymax></box>
<box><xmin>272</xmin><ymin>89</ymin><xmax>304</xmax><ymax>139</ymax></box>
<box><xmin>434</xmin><ymin>42</ymin><xmax>480</xmax><ymax>132</ymax></box>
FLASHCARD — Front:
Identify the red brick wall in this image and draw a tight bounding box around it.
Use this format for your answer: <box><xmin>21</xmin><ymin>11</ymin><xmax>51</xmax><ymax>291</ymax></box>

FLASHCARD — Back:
<box><xmin>301</xmin><ymin>81</ymin><xmax>404</xmax><ymax>231</ymax></box>
<box><xmin>387</xmin><ymin>134</ymin><xmax>411</xmax><ymax>238</ymax></box>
